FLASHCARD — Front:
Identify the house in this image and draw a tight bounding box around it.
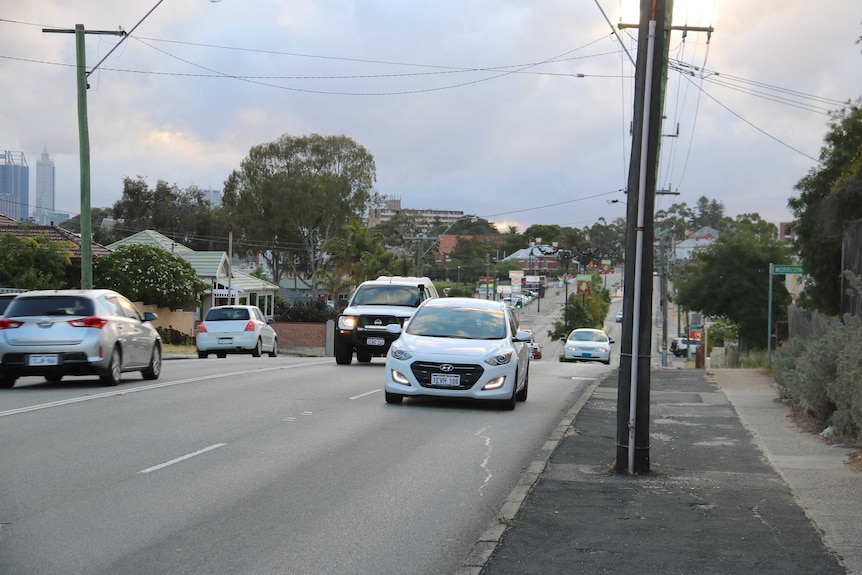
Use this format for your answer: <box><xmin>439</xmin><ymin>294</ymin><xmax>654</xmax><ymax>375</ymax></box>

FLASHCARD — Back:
<box><xmin>673</xmin><ymin>226</ymin><xmax>720</xmax><ymax>261</ymax></box>
<box><xmin>0</xmin><ymin>213</ymin><xmax>112</xmax><ymax>266</ymax></box>
<box><xmin>107</xmin><ymin>230</ymin><xmax>279</xmax><ymax>318</ymax></box>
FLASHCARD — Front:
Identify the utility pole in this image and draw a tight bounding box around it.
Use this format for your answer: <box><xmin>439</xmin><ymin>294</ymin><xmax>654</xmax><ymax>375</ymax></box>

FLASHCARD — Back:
<box><xmin>43</xmin><ymin>25</ymin><xmax>125</xmax><ymax>288</ymax></box>
<box><xmin>616</xmin><ymin>0</ymin><xmax>671</xmax><ymax>475</ymax></box>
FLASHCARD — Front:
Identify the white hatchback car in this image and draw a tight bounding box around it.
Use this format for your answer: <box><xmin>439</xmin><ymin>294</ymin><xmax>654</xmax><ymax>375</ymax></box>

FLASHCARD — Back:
<box><xmin>196</xmin><ymin>305</ymin><xmax>278</xmax><ymax>358</ymax></box>
<box><xmin>564</xmin><ymin>328</ymin><xmax>613</xmax><ymax>365</ymax></box>
<box><xmin>384</xmin><ymin>297</ymin><xmax>532</xmax><ymax>410</ymax></box>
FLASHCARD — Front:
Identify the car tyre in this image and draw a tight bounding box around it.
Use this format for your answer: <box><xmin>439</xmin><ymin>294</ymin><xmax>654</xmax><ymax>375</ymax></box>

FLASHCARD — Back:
<box><xmin>385</xmin><ymin>391</ymin><xmax>403</xmax><ymax>404</ymax></box>
<box><xmin>217</xmin><ymin>352</ymin><xmax>227</xmax><ymax>359</ymax></box>
<box><xmin>45</xmin><ymin>374</ymin><xmax>63</xmax><ymax>383</ymax></box>
<box><xmin>268</xmin><ymin>339</ymin><xmax>278</xmax><ymax>357</ymax></box>
<box><xmin>356</xmin><ymin>350</ymin><xmax>372</xmax><ymax>363</ymax></box>
<box><xmin>252</xmin><ymin>339</ymin><xmax>262</xmax><ymax>358</ymax></box>
<box><xmin>334</xmin><ymin>337</ymin><xmax>352</xmax><ymax>365</ymax></box>
<box><xmin>101</xmin><ymin>346</ymin><xmax>122</xmax><ymax>387</ymax></box>
<box><xmin>516</xmin><ymin>368</ymin><xmax>529</xmax><ymax>402</ymax></box>
<box><xmin>499</xmin><ymin>379</ymin><xmax>517</xmax><ymax>411</ymax></box>
<box><xmin>198</xmin><ymin>350</ymin><xmax>208</xmax><ymax>359</ymax></box>
<box><xmin>141</xmin><ymin>344</ymin><xmax>162</xmax><ymax>380</ymax></box>
<box><xmin>0</xmin><ymin>374</ymin><xmax>17</xmax><ymax>389</ymax></box>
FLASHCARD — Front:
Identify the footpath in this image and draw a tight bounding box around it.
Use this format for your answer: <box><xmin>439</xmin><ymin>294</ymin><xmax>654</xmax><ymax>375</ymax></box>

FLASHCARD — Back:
<box><xmin>459</xmin><ymin>368</ymin><xmax>862</xmax><ymax>574</ymax></box>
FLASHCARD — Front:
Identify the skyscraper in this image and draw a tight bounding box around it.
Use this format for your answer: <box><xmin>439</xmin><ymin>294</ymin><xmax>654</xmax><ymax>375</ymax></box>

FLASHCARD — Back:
<box><xmin>0</xmin><ymin>151</ymin><xmax>29</xmax><ymax>222</ymax></box>
<box><xmin>36</xmin><ymin>148</ymin><xmax>56</xmax><ymax>224</ymax></box>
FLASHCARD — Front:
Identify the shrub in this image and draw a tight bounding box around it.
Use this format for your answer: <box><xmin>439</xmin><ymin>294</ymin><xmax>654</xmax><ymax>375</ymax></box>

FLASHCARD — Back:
<box><xmin>156</xmin><ymin>325</ymin><xmax>194</xmax><ymax>346</ymax></box>
<box><xmin>274</xmin><ymin>298</ymin><xmax>339</xmax><ymax>322</ymax></box>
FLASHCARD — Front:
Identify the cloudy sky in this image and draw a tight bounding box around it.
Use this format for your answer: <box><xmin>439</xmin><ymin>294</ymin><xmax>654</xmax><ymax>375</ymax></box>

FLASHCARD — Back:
<box><xmin>2</xmin><ymin>1</ymin><xmax>860</xmax><ymax>233</ymax></box>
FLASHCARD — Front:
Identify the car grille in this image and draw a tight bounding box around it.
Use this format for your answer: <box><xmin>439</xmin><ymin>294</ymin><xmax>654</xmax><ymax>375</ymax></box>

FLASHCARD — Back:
<box><xmin>410</xmin><ymin>361</ymin><xmax>484</xmax><ymax>390</ymax></box>
<box><xmin>357</xmin><ymin>315</ymin><xmax>403</xmax><ymax>333</ymax></box>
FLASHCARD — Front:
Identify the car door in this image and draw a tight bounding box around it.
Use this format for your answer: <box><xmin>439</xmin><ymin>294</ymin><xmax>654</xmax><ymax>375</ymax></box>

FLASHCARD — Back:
<box><xmin>111</xmin><ymin>295</ymin><xmax>147</xmax><ymax>367</ymax></box>
<box><xmin>253</xmin><ymin>307</ymin><xmax>275</xmax><ymax>351</ymax></box>
<box><xmin>507</xmin><ymin>309</ymin><xmax>530</xmax><ymax>386</ymax></box>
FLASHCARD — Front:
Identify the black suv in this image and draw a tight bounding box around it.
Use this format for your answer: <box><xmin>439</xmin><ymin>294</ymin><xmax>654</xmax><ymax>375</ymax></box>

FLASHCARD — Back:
<box><xmin>334</xmin><ymin>276</ymin><xmax>438</xmax><ymax>365</ymax></box>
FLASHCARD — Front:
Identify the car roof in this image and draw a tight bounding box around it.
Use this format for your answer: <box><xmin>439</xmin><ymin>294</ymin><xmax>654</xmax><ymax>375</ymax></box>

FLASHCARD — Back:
<box><xmin>421</xmin><ymin>297</ymin><xmax>505</xmax><ymax>311</ymax></box>
<box><xmin>13</xmin><ymin>289</ymin><xmax>119</xmax><ymax>298</ymax></box>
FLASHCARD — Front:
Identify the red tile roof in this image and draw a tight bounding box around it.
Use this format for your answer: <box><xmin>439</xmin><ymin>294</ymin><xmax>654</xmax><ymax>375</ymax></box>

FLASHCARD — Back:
<box><xmin>0</xmin><ymin>219</ymin><xmax>112</xmax><ymax>262</ymax></box>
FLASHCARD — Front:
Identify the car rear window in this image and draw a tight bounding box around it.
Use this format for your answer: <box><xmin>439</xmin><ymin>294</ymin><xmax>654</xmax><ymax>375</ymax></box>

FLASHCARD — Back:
<box><xmin>7</xmin><ymin>296</ymin><xmax>95</xmax><ymax>317</ymax></box>
<box><xmin>205</xmin><ymin>307</ymin><xmax>251</xmax><ymax>321</ymax></box>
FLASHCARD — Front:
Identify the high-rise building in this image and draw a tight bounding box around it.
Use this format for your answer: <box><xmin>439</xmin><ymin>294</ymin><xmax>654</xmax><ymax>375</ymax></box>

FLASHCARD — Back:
<box><xmin>35</xmin><ymin>148</ymin><xmax>56</xmax><ymax>224</ymax></box>
<box><xmin>0</xmin><ymin>151</ymin><xmax>29</xmax><ymax>221</ymax></box>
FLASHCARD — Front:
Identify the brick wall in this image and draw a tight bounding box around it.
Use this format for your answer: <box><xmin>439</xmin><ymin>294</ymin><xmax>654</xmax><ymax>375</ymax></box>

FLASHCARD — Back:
<box><xmin>272</xmin><ymin>322</ymin><xmax>327</xmax><ymax>346</ymax></box>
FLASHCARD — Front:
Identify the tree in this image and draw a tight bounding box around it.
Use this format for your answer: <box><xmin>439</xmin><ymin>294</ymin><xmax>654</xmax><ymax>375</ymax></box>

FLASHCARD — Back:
<box><xmin>584</xmin><ymin>217</ymin><xmax>625</xmax><ymax>265</ymax></box>
<box><xmin>789</xmin><ymin>99</ymin><xmax>862</xmax><ymax>315</ymax></box>
<box><xmin>93</xmin><ymin>244</ymin><xmax>209</xmax><ymax>310</ymax></box>
<box><xmin>0</xmin><ymin>233</ymin><xmax>72</xmax><ymax>289</ymax></box>
<box><xmin>223</xmin><ymin>134</ymin><xmax>377</xmax><ymax>295</ymax></box>
<box><xmin>673</xmin><ymin>215</ymin><xmax>792</xmax><ymax>350</ymax></box>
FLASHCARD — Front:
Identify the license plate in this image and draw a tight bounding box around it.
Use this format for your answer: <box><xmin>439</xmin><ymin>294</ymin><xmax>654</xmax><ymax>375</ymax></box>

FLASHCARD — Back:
<box><xmin>218</xmin><ymin>337</ymin><xmax>233</xmax><ymax>344</ymax></box>
<box><xmin>367</xmin><ymin>337</ymin><xmax>385</xmax><ymax>346</ymax></box>
<box><xmin>28</xmin><ymin>354</ymin><xmax>59</xmax><ymax>366</ymax></box>
<box><xmin>432</xmin><ymin>373</ymin><xmax>461</xmax><ymax>387</ymax></box>
<box><xmin>581</xmin><ymin>352</ymin><xmax>592</xmax><ymax>357</ymax></box>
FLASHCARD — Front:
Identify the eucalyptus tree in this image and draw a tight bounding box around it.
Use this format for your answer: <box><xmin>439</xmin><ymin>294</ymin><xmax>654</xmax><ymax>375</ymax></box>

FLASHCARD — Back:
<box><xmin>222</xmin><ymin>134</ymin><xmax>377</xmax><ymax>295</ymax></box>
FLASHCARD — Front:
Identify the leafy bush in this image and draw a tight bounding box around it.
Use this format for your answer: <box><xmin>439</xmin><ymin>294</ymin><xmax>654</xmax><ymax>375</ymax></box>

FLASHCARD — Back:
<box><xmin>773</xmin><ymin>299</ymin><xmax>862</xmax><ymax>446</ymax></box>
<box><xmin>156</xmin><ymin>325</ymin><xmax>194</xmax><ymax>346</ymax></box>
<box><xmin>274</xmin><ymin>298</ymin><xmax>339</xmax><ymax>322</ymax></box>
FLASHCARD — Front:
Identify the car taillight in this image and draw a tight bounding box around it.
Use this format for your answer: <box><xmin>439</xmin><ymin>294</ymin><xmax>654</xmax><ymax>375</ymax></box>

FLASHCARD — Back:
<box><xmin>68</xmin><ymin>316</ymin><xmax>109</xmax><ymax>329</ymax></box>
<box><xmin>198</xmin><ymin>322</ymin><xmax>208</xmax><ymax>333</ymax></box>
<box><xmin>0</xmin><ymin>318</ymin><xmax>23</xmax><ymax>330</ymax></box>
<box><xmin>244</xmin><ymin>320</ymin><xmax>255</xmax><ymax>332</ymax></box>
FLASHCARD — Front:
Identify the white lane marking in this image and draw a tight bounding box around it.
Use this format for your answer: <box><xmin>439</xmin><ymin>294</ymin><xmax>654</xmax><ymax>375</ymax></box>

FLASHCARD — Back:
<box><xmin>476</xmin><ymin>426</ymin><xmax>493</xmax><ymax>496</ymax></box>
<box><xmin>0</xmin><ymin>360</ymin><xmax>330</xmax><ymax>418</ymax></box>
<box><xmin>139</xmin><ymin>443</ymin><xmax>226</xmax><ymax>474</ymax></box>
<box><xmin>350</xmin><ymin>389</ymin><xmax>381</xmax><ymax>400</ymax></box>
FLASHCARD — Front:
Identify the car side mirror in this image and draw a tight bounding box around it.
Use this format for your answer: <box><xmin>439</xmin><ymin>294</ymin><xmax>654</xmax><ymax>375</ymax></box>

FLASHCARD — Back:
<box><xmin>386</xmin><ymin>324</ymin><xmax>403</xmax><ymax>335</ymax></box>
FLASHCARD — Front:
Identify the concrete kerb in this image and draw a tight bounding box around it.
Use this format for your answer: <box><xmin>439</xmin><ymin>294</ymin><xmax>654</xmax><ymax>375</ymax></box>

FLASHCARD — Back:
<box><xmin>456</xmin><ymin>372</ymin><xmax>612</xmax><ymax>575</ymax></box>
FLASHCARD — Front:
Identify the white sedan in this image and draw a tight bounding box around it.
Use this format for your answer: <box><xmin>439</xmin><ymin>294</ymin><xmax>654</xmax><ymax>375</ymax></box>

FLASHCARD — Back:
<box><xmin>196</xmin><ymin>305</ymin><xmax>278</xmax><ymax>358</ymax></box>
<box><xmin>564</xmin><ymin>328</ymin><xmax>613</xmax><ymax>365</ymax></box>
<box><xmin>384</xmin><ymin>297</ymin><xmax>532</xmax><ymax>410</ymax></box>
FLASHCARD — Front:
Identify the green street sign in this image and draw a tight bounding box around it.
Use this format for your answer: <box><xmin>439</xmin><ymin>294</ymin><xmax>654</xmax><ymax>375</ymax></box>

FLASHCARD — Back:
<box><xmin>772</xmin><ymin>265</ymin><xmax>803</xmax><ymax>275</ymax></box>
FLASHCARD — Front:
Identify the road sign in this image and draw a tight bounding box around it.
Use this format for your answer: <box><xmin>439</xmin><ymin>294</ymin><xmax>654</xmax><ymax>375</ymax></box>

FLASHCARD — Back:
<box><xmin>772</xmin><ymin>265</ymin><xmax>803</xmax><ymax>275</ymax></box>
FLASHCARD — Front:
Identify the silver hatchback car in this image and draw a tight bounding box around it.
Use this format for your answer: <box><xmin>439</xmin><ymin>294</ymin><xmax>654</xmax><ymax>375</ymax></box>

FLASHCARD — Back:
<box><xmin>0</xmin><ymin>289</ymin><xmax>162</xmax><ymax>388</ymax></box>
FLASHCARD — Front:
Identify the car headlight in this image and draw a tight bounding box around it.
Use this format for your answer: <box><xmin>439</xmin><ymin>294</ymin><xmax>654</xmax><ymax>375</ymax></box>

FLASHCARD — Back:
<box><xmin>338</xmin><ymin>316</ymin><xmax>357</xmax><ymax>330</ymax></box>
<box><xmin>389</xmin><ymin>342</ymin><xmax>412</xmax><ymax>361</ymax></box>
<box><xmin>484</xmin><ymin>348</ymin><xmax>513</xmax><ymax>366</ymax></box>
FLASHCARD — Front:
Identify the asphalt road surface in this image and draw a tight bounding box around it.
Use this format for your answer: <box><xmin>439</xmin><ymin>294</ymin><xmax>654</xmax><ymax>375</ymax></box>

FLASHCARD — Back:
<box><xmin>0</xmin><ymin>307</ymin><xmax>614</xmax><ymax>575</ymax></box>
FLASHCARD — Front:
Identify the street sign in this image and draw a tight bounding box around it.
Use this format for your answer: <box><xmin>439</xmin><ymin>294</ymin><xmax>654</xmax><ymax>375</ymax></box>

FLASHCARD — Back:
<box><xmin>772</xmin><ymin>265</ymin><xmax>803</xmax><ymax>275</ymax></box>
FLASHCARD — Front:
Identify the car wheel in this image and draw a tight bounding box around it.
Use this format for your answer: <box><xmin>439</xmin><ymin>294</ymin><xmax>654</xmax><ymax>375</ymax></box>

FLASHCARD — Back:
<box><xmin>602</xmin><ymin>358</ymin><xmax>610</xmax><ymax>365</ymax></box>
<box><xmin>268</xmin><ymin>339</ymin><xmax>278</xmax><ymax>357</ymax></box>
<box><xmin>197</xmin><ymin>350</ymin><xmax>208</xmax><ymax>359</ymax></box>
<box><xmin>334</xmin><ymin>337</ymin><xmax>352</xmax><ymax>365</ymax></box>
<box><xmin>45</xmin><ymin>374</ymin><xmax>63</xmax><ymax>383</ymax></box>
<box><xmin>0</xmin><ymin>374</ymin><xmax>17</xmax><ymax>389</ymax></box>
<box><xmin>252</xmin><ymin>339</ymin><xmax>262</xmax><ymax>358</ymax></box>
<box><xmin>516</xmin><ymin>367</ymin><xmax>529</xmax><ymax>402</ymax></box>
<box><xmin>385</xmin><ymin>392</ymin><xmax>403</xmax><ymax>404</ymax></box>
<box><xmin>141</xmin><ymin>344</ymin><xmax>162</xmax><ymax>380</ymax></box>
<box><xmin>356</xmin><ymin>350</ymin><xmax>372</xmax><ymax>363</ymax></box>
<box><xmin>100</xmin><ymin>346</ymin><xmax>122</xmax><ymax>387</ymax></box>
<box><xmin>217</xmin><ymin>352</ymin><xmax>227</xmax><ymax>359</ymax></box>
<box><xmin>499</xmin><ymin>378</ymin><xmax>517</xmax><ymax>411</ymax></box>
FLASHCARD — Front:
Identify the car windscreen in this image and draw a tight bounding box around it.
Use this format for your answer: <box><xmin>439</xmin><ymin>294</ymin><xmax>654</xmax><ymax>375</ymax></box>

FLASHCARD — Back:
<box><xmin>406</xmin><ymin>306</ymin><xmax>506</xmax><ymax>340</ymax></box>
<box><xmin>569</xmin><ymin>331</ymin><xmax>606</xmax><ymax>342</ymax></box>
<box><xmin>352</xmin><ymin>285</ymin><xmax>421</xmax><ymax>307</ymax></box>
<box><xmin>6</xmin><ymin>296</ymin><xmax>95</xmax><ymax>317</ymax></box>
<box><xmin>205</xmin><ymin>307</ymin><xmax>251</xmax><ymax>321</ymax></box>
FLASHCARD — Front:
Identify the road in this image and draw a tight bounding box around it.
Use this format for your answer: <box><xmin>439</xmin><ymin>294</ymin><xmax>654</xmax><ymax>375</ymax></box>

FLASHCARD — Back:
<box><xmin>0</xmin><ymin>291</ymin><xmax>617</xmax><ymax>575</ymax></box>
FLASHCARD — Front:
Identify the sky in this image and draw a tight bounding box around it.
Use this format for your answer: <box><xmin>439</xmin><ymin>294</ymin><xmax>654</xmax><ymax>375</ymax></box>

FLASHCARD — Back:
<box><xmin>1</xmin><ymin>1</ymin><xmax>860</xmax><ymax>234</ymax></box>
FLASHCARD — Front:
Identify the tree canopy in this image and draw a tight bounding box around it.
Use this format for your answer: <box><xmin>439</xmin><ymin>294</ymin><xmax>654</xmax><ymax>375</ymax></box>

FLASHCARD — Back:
<box><xmin>673</xmin><ymin>215</ymin><xmax>792</xmax><ymax>350</ymax></box>
<box><xmin>222</xmin><ymin>133</ymin><xmax>377</xmax><ymax>295</ymax></box>
<box><xmin>789</xmin><ymin>99</ymin><xmax>862</xmax><ymax>315</ymax></box>
<box><xmin>0</xmin><ymin>232</ymin><xmax>72</xmax><ymax>290</ymax></box>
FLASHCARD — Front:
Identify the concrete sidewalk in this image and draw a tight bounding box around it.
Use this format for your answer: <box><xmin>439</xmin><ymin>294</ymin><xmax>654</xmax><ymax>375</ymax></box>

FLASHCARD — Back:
<box><xmin>460</xmin><ymin>368</ymin><xmax>862</xmax><ymax>574</ymax></box>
